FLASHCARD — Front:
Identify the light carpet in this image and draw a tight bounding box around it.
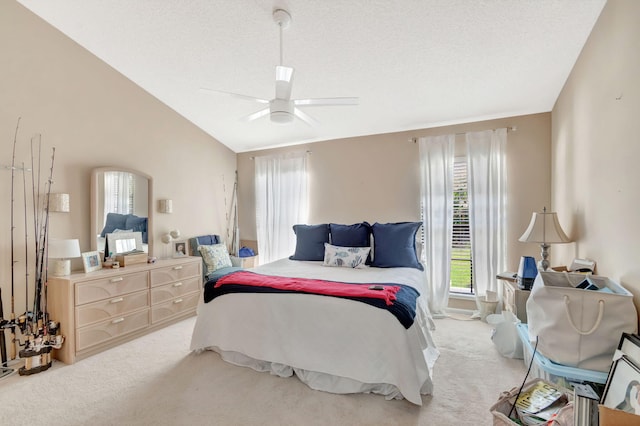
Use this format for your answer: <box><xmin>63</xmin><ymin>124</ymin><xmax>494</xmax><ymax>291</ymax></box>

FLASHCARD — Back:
<box><xmin>0</xmin><ymin>315</ymin><xmax>526</xmax><ymax>425</ymax></box>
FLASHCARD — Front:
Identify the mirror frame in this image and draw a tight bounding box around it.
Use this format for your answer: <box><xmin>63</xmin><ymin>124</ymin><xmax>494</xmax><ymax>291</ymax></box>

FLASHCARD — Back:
<box><xmin>90</xmin><ymin>166</ymin><xmax>154</xmax><ymax>258</ymax></box>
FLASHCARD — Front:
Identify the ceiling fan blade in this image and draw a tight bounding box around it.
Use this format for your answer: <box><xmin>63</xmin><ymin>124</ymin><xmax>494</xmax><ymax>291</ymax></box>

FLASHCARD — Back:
<box><xmin>293</xmin><ymin>108</ymin><xmax>319</xmax><ymax>126</ymax></box>
<box><xmin>200</xmin><ymin>87</ymin><xmax>269</xmax><ymax>104</ymax></box>
<box><xmin>294</xmin><ymin>97</ymin><xmax>359</xmax><ymax>107</ymax></box>
<box><xmin>241</xmin><ymin>107</ymin><xmax>270</xmax><ymax>122</ymax></box>
<box><xmin>275</xmin><ymin>66</ymin><xmax>294</xmax><ymax>100</ymax></box>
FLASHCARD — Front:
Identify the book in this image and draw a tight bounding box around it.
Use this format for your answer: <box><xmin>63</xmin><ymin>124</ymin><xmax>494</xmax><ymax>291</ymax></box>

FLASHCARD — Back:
<box><xmin>514</xmin><ymin>381</ymin><xmax>564</xmax><ymax>414</ymax></box>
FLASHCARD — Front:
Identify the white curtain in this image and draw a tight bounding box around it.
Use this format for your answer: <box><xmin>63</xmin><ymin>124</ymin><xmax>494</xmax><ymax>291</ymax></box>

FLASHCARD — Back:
<box><xmin>103</xmin><ymin>171</ymin><xmax>133</xmax><ymax>220</ymax></box>
<box><xmin>466</xmin><ymin>129</ymin><xmax>507</xmax><ymax>309</ymax></box>
<box><xmin>255</xmin><ymin>152</ymin><xmax>308</xmax><ymax>264</ymax></box>
<box><xmin>419</xmin><ymin>135</ymin><xmax>455</xmax><ymax>316</ymax></box>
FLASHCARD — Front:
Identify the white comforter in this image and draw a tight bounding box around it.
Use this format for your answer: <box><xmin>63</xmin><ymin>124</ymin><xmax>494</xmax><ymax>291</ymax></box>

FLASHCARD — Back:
<box><xmin>190</xmin><ymin>258</ymin><xmax>439</xmax><ymax>405</ymax></box>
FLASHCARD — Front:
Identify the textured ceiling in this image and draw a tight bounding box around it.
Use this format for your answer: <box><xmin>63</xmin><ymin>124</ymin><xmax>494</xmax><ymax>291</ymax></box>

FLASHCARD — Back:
<box><xmin>17</xmin><ymin>0</ymin><xmax>606</xmax><ymax>153</ymax></box>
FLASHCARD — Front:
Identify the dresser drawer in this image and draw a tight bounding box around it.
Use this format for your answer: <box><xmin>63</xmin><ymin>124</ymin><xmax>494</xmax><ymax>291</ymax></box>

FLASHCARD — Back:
<box><xmin>150</xmin><ymin>276</ymin><xmax>200</xmax><ymax>305</ymax></box>
<box><xmin>76</xmin><ymin>290</ymin><xmax>149</xmax><ymax>328</ymax></box>
<box><xmin>76</xmin><ymin>309</ymin><xmax>149</xmax><ymax>352</ymax></box>
<box><xmin>150</xmin><ymin>261</ymin><xmax>200</xmax><ymax>287</ymax></box>
<box><xmin>151</xmin><ymin>292</ymin><xmax>199</xmax><ymax>324</ymax></box>
<box><xmin>75</xmin><ymin>271</ymin><xmax>149</xmax><ymax>305</ymax></box>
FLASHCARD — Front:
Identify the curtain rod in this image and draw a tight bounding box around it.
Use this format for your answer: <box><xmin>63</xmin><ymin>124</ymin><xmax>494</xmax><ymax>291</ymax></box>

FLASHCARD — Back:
<box><xmin>408</xmin><ymin>126</ymin><xmax>517</xmax><ymax>143</ymax></box>
<box><xmin>249</xmin><ymin>150</ymin><xmax>312</xmax><ymax>160</ymax></box>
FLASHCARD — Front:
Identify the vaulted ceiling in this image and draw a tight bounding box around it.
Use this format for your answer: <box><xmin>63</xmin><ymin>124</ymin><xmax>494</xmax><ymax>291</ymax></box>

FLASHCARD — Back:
<box><xmin>17</xmin><ymin>0</ymin><xmax>606</xmax><ymax>152</ymax></box>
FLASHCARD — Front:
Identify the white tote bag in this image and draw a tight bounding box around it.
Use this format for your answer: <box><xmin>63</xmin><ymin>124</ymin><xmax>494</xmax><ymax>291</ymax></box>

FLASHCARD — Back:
<box><xmin>527</xmin><ymin>271</ymin><xmax>637</xmax><ymax>372</ymax></box>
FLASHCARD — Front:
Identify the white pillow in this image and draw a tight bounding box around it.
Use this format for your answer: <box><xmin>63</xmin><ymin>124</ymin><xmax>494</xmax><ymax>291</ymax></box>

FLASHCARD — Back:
<box><xmin>198</xmin><ymin>243</ymin><xmax>232</xmax><ymax>274</ymax></box>
<box><xmin>323</xmin><ymin>243</ymin><xmax>370</xmax><ymax>269</ymax></box>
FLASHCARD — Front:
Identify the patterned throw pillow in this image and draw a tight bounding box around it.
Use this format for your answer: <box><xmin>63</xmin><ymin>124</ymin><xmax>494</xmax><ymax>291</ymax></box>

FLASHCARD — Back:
<box><xmin>198</xmin><ymin>244</ymin><xmax>232</xmax><ymax>274</ymax></box>
<box><xmin>323</xmin><ymin>243</ymin><xmax>371</xmax><ymax>269</ymax></box>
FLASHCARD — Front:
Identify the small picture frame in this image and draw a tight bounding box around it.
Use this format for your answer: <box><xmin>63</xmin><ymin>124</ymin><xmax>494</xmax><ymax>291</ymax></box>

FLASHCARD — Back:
<box><xmin>601</xmin><ymin>355</ymin><xmax>640</xmax><ymax>414</ymax></box>
<box><xmin>82</xmin><ymin>251</ymin><xmax>103</xmax><ymax>273</ymax></box>
<box><xmin>173</xmin><ymin>240</ymin><xmax>187</xmax><ymax>258</ymax></box>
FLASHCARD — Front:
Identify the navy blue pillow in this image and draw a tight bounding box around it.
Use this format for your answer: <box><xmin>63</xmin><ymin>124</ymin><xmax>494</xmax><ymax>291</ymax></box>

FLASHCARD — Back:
<box><xmin>100</xmin><ymin>213</ymin><xmax>128</xmax><ymax>237</ymax></box>
<box><xmin>124</xmin><ymin>215</ymin><xmax>148</xmax><ymax>244</ymax></box>
<box><xmin>330</xmin><ymin>222</ymin><xmax>372</xmax><ymax>263</ymax></box>
<box><xmin>289</xmin><ymin>224</ymin><xmax>330</xmax><ymax>261</ymax></box>
<box><xmin>371</xmin><ymin>222</ymin><xmax>423</xmax><ymax>270</ymax></box>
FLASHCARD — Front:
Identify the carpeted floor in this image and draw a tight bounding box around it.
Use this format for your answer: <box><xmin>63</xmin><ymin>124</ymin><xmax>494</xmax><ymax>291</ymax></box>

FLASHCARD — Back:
<box><xmin>0</xmin><ymin>315</ymin><xmax>526</xmax><ymax>425</ymax></box>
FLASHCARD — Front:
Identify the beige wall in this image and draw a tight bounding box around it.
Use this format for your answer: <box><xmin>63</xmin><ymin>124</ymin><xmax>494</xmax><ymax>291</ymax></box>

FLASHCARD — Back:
<box><xmin>0</xmin><ymin>2</ymin><xmax>236</xmax><ymax>314</ymax></box>
<box><xmin>552</xmin><ymin>0</ymin><xmax>640</xmax><ymax>317</ymax></box>
<box><xmin>238</xmin><ymin>113</ymin><xmax>553</xmax><ymax>272</ymax></box>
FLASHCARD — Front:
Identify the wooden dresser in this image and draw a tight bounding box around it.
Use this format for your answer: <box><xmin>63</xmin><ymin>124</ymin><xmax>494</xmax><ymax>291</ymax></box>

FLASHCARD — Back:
<box><xmin>47</xmin><ymin>257</ymin><xmax>201</xmax><ymax>364</ymax></box>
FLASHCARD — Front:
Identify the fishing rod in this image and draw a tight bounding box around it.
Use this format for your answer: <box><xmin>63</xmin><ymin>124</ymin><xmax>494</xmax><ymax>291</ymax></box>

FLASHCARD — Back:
<box><xmin>8</xmin><ymin>118</ymin><xmax>20</xmax><ymax>361</ymax></box>
<box><xmin>22</xmin><ymin>162</ymin><xmax>31</xmax><ymax>336</ymax></box>
<box><xmin>30</xmin><ymin>135</ymin><xmax>40</xmax><ymax>335</ymax></box>
<box><xmin>34</xmin><ymin>147</ymin><xmax>55</xmax><ymax>324</ymax></box>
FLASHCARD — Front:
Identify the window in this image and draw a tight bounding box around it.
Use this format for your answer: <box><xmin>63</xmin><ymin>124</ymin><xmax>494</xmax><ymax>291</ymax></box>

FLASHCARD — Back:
<box><xmin>419</xmin><ymin>156</ymin><xmax>474</xmax><ymax>294</ymax></box>
<box><xmin>103</xmin><ymin>171</ymin><xmax>135</xmax><ymax>218</ymax></box>
<box><xmin>450</xmin><ymin>157</ymin><xmax>473</xmax><ymax>294</ymax></box>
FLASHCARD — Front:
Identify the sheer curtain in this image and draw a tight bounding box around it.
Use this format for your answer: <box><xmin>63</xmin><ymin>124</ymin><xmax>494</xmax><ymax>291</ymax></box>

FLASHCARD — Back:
<box><xmin>466</xmin><ymin>129</ymin><xmax>507</xmax><ymax>310</ymax></box>
<box><xmin>255</xmin><ymin>152</ymin><xmax>308</xmax><ymax>264</ymax></box>
<box><xmin>103</xmin><ymin>171</ymin><xmax>133</xmax><ymax>219</ymax></box>
<box><xmin>419</xmin><ymin>135</ymin><xmax>455</xmax><ymax>316</ymax></box>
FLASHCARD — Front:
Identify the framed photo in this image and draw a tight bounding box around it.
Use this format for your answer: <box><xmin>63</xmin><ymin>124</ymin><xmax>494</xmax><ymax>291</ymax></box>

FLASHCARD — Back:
<box><xmin>618</xmin><ymin>333</ymin><xmax>640</xmax><ymax>368</ymax></box>
<box><xmin>82</xmin><ymin>251</ymin><xmax>103</xmax><ymax>273</ymax></box>
<box><xmin>601</xmin><ymin>355</ymin><xmax>640</xmax><ymax>414</ymax></box>
<box><xmin>172</xmin><ymin>240</ymin><xmax>187</xmax><ymax>258</ymax></box>
<box><xmin>106</xmin><ymin>231</ymin><xmax>143</xmax><ymax>255</ymax></box>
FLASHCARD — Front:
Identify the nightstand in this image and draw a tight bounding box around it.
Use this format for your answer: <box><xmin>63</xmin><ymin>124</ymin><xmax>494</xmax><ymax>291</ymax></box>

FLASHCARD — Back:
<box><xmin>496</xmin><ymin>271</ymin><xmax>530</xmax><ymax>323</ymax></box>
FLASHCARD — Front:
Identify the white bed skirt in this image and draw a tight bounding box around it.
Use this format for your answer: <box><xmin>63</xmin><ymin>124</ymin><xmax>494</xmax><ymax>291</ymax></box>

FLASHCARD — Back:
<box><xmin>201</xmin><ymin>346</ymin><xmax>428</xmax><ymax>401</ymax></box>
<box><xmin>190</xmin><ymin>259</ymin><xmax>439</xmax><ymax>405</ymax></box>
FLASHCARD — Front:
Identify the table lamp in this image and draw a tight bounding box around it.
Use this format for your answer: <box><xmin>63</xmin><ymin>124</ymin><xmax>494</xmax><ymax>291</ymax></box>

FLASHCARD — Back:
<box><xmin>518</xmin><ymin>207</ymin><xmax>571</xmax><ymax>271</ymax></box>
<box><xmin>48</xmin><ymin>238</ymin><xmax>81</xmax><ymax>276</ymax></box>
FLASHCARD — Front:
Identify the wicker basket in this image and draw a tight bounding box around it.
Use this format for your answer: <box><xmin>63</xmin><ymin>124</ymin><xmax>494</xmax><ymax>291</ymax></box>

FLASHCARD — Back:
<box><xmin>490</xmin><ymin>378</ymin><xmax>573</xmax><ymax>425</ymax></box>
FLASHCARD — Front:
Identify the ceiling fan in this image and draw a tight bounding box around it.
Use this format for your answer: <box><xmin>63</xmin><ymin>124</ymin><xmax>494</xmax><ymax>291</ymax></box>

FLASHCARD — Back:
<box><xmin>201</xmin><ymin>9</ymin><xmax>358</xmax><ymax>125</ymax></box>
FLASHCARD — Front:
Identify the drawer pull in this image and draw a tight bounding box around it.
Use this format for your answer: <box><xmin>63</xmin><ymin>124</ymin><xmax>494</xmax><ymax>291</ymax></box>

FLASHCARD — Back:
<box><xmin>173</xmin><ymin>266</ymin><xmax>183</xmax><ymax>270</ymax></box>
<box><xmin>110</xmin><ymin>297</ymin><xmax>124</xmax><ymax>304</ymax></box>
<box><xmin>173</xmin><ymin>282</ymin><xmax>183</xmax><ymax>287</ymax></box>
<box><xmin>173</xmin><ymin>298</ymin><xmax>183</xmax><ymax>304</ymax></box>
<box><xmin>110</xmin><ymin>277</ymin><xmax>124</xmax><ymax>283</ymax></box>
<box><xmin>111</xmin><ymin>317</ymin><xmax>125</xmax><ymax>324</ymax></box>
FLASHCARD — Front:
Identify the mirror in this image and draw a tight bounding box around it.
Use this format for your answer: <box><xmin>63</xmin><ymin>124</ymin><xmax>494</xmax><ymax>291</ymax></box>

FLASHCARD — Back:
<box><xmin>91</xmin><ymin>167</ymin><xmax>153</xmax><ymax>258</ymax></box>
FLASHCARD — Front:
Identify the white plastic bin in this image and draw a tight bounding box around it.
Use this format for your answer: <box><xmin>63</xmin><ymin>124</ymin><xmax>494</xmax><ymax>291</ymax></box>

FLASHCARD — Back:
<box><xmin>516</xmin><ymin>324</ymin><xmax>608</xmax><ymax>389</ymax></box>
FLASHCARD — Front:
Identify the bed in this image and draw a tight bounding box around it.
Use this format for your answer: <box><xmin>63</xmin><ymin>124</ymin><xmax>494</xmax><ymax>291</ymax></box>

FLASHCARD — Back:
<box><xmin>189</xmin><ymin>222</ymin><xmax>439</xmax><ymax>405</ymax></box>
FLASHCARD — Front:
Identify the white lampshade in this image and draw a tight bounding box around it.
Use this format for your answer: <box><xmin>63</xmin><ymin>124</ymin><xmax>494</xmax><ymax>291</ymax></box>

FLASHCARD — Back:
<box><xmin>49</xmin><ymin>193</ymin><xmax>70</xmax><ymax>213</ymax></box>
<box><xmin>519</xmin><ymin>208</ymin><xmax>570</xmax><ymax>271</ymax></box>
<box><xmin>518</xmin><ymin>210</ymin><xmax>571</xmax><ymax>244</ymax></box>
<box><xmin>48</xmin><ymin>238</ymin><xmax>81</xmax><ymax>276</ymax></box>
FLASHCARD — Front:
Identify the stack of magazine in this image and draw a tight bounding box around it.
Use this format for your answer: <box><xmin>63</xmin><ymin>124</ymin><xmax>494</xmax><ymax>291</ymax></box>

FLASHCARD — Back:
<box><xmin>513</xmin><ymin>381</ymin><xmax>568</xmax><ymax>425</ymax></box>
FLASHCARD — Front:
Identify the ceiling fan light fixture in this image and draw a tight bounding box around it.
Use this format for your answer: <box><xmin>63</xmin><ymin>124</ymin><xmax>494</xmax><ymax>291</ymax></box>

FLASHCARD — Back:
<box><xmin>270</xmin><ymin>111</ymin><xmax>294</xmax><ymax>124</ymax></box>
<box><xmin>270</xmin><ymin>98</ymin><xmax>294</xmax><ymax>124</ymax></box>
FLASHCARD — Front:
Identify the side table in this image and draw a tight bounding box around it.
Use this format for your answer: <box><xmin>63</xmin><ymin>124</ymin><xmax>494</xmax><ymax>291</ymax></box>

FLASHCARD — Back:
<box><xmin>496</xmin><ymin>271</ymin><xmax>530</xmax><ymax>323</ymax></box>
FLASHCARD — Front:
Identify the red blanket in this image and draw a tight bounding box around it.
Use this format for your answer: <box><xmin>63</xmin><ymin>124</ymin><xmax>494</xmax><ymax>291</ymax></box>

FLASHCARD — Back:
<box><xmin>215</xmin><ymin>271</ymin><xmax>400</xmax><ymax>306</ymax></box>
